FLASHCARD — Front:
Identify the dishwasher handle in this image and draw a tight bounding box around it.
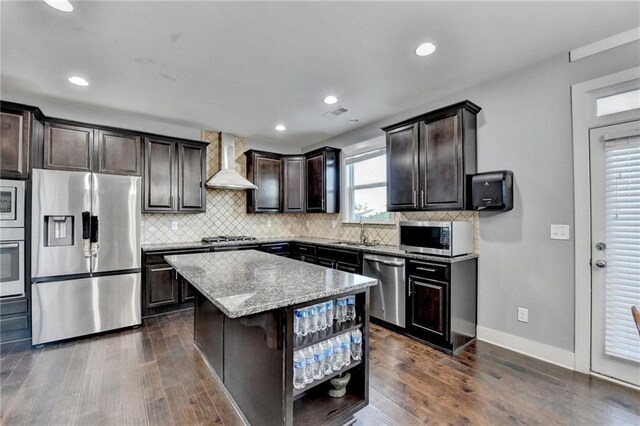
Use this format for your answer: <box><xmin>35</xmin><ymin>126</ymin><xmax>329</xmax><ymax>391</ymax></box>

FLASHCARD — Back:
<box><xmin>363</xmin><ymin>256</ymin><xmax>405</xmax><ymax>267</ymax></box>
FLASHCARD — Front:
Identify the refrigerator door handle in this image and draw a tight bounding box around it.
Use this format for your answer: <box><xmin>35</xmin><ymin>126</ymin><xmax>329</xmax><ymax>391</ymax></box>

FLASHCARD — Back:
<box><xmin>82</xmin><ymin>211</ymin><xmax>91</xmax><ymax>258</ymax></box>
<box><xmin>90</xmin><ymin>215</ymin><xmax>99</xmax><ymax>257</ymax></box>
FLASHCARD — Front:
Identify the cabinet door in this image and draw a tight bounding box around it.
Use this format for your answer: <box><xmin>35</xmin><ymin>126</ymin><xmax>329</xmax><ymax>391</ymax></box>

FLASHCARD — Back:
<box><xmin>420</xmin><ymin>112</ymin><xmax>463</xmax><ymax>209</ymax></box>
<box><xmin>336</xmin><ymin>262</ymin><xmax>360</xmax><ymax>274</ymax></box>
<box><xmin>0</xmin><ymin>110</ymin><xmax>30</xmax><ymax>178</ymax></box>
<box><xmin>409</xmin><ymin>276</ymin><xmax>448</xmax><ymax>341</ymax></box>
<box><xmin>317</xmin><ymin>258</ymin><xmax>335</xmax><ymax>269</ymax></box>
<box><xmin>305</xmin><ymin>152</ymin><xmax>325</xmax><ymax>212</ymax></box>
<box><xmin>96</xmin><ymin>129</ymin><xmax>141</xmax><ymax>175</ymax></box>
<box><xmin>144</xmin><ymin>138</ymin><xmax>176</xmax><ymax>211</ymax></box>
<box><xmin>145</xmin><ymin>264</ymin><xmax>179</xmax><ymax>309</ymax></box>
<box><xmin>386</xmin><ymin>124</ymin><xmax>419</xmax><ymax>211</ymax></box>
<box><xmin>178</xmin><ymin>143</ymin><xmax>206</xmax><ymax>212</ymax></box>
<box><xmin>283</xmin><ymin>156</ymin><xmax>305</xmax><ymax>212</ymax></box>
<box><xmin>180</xmin><ymin>276</ymin><xmax>196</xmax><ymax>302</ymax></box>
<box><xmin>252</xmin><ymin>154</ymin><xmax>282</xmax><ymax>212</ymax></box>
<box><xmin>44</xmin><ymin>122</ymin><xmax>94</xmax><ymax>171</ymax></box>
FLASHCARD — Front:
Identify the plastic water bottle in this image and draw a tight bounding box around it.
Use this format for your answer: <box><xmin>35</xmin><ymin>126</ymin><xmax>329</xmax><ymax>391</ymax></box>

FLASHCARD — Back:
<box><xmin>308</xmin><ymin>305</ymin><xmax>318</xmax><ymax>334</ymax></box>
<box><xmin>294</xmin><ymin>308</ymin><xmax>309</xmax><ymax>336</ymax></box>
<box><xmin>331</xmin><ymin>337</ymin><xmax>343</xmax><ymax>371</ymax></box>
<box><xmin>293</xmin><ymin>350</ymin><xmax>306</xmax><ymax>389</ymax></box>
<box><xmin>325</xmin><ymin>300</ymin><xmax>334</xmax><ymax>328</ymax></box>
<box><xmin>340</xmin><ymin>333</ymin><xmax>351</xmax><ymax>366</ymax></box>
<box><xmin>346</xmin><ymin>295</ymin><xmax>356</xmax><ymax>321</ymax></box>
<box><xmin>321</xmin><ymin>340</ymin><xmax>333</xmax><ymax>376</ymax></box>
<box><xmin>312</xmin><ymin>344</ymin><xmax>325</xmax><ymax>380</ymax></box>
<box><xmin>335</xmin><ymin>298</ymin><xmax>347</xmax><ymax>323</ymax></box>
<box><xmin>317</xmin><ymin>303</ymin><xmax>327</xmax><ymax>331</ymax></box>
<box><xmin>351</xmin><ymin>329</ymin><xmax>362</xmax><ymax>361</ymax></box>
<box><xmin>303</xmin><ymin>347</ymin><xmax>314</xmax><ymax>384</ymax></box>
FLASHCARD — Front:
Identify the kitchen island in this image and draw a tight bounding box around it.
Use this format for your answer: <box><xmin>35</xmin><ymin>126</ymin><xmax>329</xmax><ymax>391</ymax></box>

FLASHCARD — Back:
<box><xmin>165</xmin><ymin>250</ymin><xmax>378</xmax><ymax>426</ymax></box>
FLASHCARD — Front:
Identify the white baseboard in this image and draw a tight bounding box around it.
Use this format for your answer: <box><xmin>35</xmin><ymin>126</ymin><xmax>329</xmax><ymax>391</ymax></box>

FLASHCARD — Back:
<box><xmin>477</xmin><ymin>326</ymin><xmax>575</xmax><ymax>370</ymax></box>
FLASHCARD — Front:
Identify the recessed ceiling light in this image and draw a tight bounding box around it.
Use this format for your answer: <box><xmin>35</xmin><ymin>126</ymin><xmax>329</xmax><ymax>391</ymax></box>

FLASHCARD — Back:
<box><xmin>323</xmin><ymin>95</ymin><xmax>338</xmax><ymax>105</ymax></box>
<box><xmin>43</xmin><ymin>0</ymin><xmax>74</xmax><ymax>12</ymax></box>
<box><xmin>415</xmin><ymin>42</ymin><xmax>436</xmax><ymax>57</ymax></box>
<box><xmin>275</xmin><ymin>124</ymin><xmax>286</xmax><ymax>131</ymax></box>
<box><xmin>347</xmin><ymin>119</ymin><xmax>360</xmax><ymax>124</ymax></box>
<box><xmin>68</xmin><ymin>76</ymin><xmax>89</xmax><ymax>86</ymax></box>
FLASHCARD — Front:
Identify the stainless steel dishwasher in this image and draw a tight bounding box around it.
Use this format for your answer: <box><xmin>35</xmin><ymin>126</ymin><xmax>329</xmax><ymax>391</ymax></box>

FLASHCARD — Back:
<box><xmin>363</xmin><ymin>254</ymin><xmax>406</xmax><ymax>328</ymax></box>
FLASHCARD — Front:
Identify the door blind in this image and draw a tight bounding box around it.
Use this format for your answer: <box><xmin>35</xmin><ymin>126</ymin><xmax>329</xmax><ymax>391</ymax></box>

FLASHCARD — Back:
<box><xmin>604</xmin><ymin>135</ymin><xmax>640</xmax><ymax>362</ymax></box>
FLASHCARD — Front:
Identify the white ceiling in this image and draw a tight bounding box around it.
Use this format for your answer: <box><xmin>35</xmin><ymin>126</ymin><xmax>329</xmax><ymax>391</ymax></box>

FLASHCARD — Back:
<box><xmin>1</xmin><ymin>1</ymin><xmax>639</xmax><ymax>148</ymax></box>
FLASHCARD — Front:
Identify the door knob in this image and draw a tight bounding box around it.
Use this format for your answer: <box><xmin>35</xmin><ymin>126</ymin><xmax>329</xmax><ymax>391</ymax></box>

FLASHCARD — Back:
<box><xmin>596</xmin><ymin>242</ymin><xmax>607</xmax><ymax>251</ymax></box>
<box><xmin>595</xmin><ymin>260</ymin><xmax>607</xmax><ymax>268</ymax></box>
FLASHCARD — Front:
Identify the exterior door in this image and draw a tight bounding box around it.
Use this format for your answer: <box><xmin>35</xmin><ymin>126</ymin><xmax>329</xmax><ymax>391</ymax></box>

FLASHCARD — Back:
<box><xmin>590</xmin><ymin>120</ymin><xmax>640</xmax><ymax>386</ymax></box>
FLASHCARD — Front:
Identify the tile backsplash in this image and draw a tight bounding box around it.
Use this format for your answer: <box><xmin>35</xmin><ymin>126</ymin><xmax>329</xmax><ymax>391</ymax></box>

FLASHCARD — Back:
<box><xmin>141</xmin><ymin>130</ymin><xmax>478</xmax><ymax>249</ymax></box>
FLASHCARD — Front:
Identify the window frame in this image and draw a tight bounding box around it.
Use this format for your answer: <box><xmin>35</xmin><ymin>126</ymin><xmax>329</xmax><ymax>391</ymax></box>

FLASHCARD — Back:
<box><xmin>341</xmin><ymin>137</ymin><xmax>395</xmax><ymax>225</ymax></box>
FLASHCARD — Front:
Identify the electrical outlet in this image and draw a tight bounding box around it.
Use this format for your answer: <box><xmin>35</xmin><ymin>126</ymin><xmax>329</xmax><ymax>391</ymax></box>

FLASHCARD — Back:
<box><xmin>331</xmin><ymin>220</ymin><xmax>337</xmax><ymax>229</ymax></box>
<box><xmin>171</xmin><ymin>221</ymin><xmax>178</xmax><ymax>230</ymax></box>
<box><xmin>550</xmin><ymin>224</ymin><xmax>570</xmax><ymax>240</ymax></box>
<box><xmin>517</xmin><ymin>307</ymin><xmax>529</xmax><ymax>323</ymax></box>
<box><xmin>267</xmin><ymin>220</ymin><xmax>272</xmax><ymax>228</ymax></box>
<box><xmin>306</xmin><ymin>220</ymin><xmax>310</xmax><ymax>227</ymax></box>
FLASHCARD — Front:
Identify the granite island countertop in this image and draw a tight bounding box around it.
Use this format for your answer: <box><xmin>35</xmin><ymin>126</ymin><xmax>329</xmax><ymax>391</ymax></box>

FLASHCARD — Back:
<box><xmin>164</xmin><ymin>250</ymin><xmax>378</xmax><ymax>318</ymax></box>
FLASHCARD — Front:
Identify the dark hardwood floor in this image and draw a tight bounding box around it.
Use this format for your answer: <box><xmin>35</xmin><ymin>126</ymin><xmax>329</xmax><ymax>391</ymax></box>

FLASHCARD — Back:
<box><xmin>1</xmin><ymin>311</ymin><xmax>638</xmax><ymax>425</ymax></box>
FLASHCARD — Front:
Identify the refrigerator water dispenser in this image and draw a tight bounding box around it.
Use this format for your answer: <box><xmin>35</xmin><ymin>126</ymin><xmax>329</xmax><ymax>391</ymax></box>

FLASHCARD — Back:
<box><xmin>44</xmin><ymin>215</ymin><xmax>74</xmax><ymax>246</ymax></box>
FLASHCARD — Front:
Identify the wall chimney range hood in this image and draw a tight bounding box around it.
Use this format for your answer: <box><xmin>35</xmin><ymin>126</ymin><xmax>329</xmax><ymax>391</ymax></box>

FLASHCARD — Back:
<box><xmin>205</xmin><ymin>133</ymin><xmax>257</xmax><ymax>190</ymax></box>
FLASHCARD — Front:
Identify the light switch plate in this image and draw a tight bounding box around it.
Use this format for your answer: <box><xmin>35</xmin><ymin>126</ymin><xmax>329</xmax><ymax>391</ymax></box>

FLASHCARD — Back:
<box><xmin>517</xmin><ymin>307</ymin><xmax>529</xmax><ymax>323</ymax></box>
<box><xmin>171</xmin><ymin>221</ymin><xmax>178</xmax><ymax>230</ymax></box>
<box><xmin>331</xmin><ymin>220</ymin><xmax>337</xmax><ymax>229</ymax></box>
<box><xmin>267</xmin><ymin>220</ymin><xmax>272</xmax><ymax>228</ymax></box>
<box><xmin>550</xmin><ymin>224</ymin><xmax>570</xmax><ymax>240</ymax></box>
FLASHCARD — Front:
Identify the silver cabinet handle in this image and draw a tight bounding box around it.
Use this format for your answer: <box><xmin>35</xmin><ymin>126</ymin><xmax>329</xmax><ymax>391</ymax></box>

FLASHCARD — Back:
<box><xmin>421</xmin><ymin>190</ymin><xmax>426</xmax><ymax>207</ymax></box>
<box><xmin>363</xmin><ymin>256</ymin><xmax>404</xmax><ymax>267</ymax></box>
<box><xmin>417</xmin><ymin>267</ymin><xmax>437</xmax><ymax>273</ymax></box>
<box><xmin>413</xmin><ymin>190</ymin><xmax>417</xmax><ymax>206</ymax></box>
<box><xmin>154</xmin><ymin>266</ymin><xmax>174</xmax><ymax>272</ymax></box>
<box><xmin>0</xmin><ymin>242</ymin><xmax>20</xmax><ymax>248</ymax></box>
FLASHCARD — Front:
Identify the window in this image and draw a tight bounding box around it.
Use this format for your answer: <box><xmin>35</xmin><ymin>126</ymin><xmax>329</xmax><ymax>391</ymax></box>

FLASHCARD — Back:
<box><xmin>596</xmin><ymin>89</ymin><xmax>640</xmax><ymax>117</ymax></box>
<box><xmin>343</xmin><ymin>145</ymin><xmax>394</xmax><ymax>224</ymax></box>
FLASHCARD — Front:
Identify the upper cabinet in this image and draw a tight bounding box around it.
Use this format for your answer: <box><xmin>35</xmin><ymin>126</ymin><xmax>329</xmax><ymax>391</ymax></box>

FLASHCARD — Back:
<box><xmin>0</xmin><ymin>102</ymin><xmax>43</xmax><ymax>179</ymax></box>
<box><xmin>245</xmin><ymin>150</ymin><xmax>283</xmax><ymax>213</ymax></box>
<box><xmin>44</xmin><ymin>122</ymin><xmax>94</xmax><ymax>172</ymax></box>
<box><xmin>283</xmin><ymin>155</ymin><xmax>305</xmax><ymax>213</ymax></box>
<box><xmin>382</xmin><ymin>101</ymin><xmax>480</xmax><ymax>211</ymax></box>
<box><xmin>305</xmin><ymin>147</ymin><xmax>340</xmax><ymax>213</ymax></box>
<box><xmin>143</xmin><ymin>137</ymin><xmax>206</xmax><ymax>213</ymax></box>
<box><xmin>96</xmin><ymin>129</ymin><xmax>141</xmax><ymax>175</ymax></box>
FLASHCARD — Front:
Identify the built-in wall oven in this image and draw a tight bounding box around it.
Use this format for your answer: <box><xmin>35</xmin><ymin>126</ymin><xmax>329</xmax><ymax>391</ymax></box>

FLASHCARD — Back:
<box><xmin>0</xmin><ymin>180</ymin><xmax>25</xmax><ymax>298</ymax></box>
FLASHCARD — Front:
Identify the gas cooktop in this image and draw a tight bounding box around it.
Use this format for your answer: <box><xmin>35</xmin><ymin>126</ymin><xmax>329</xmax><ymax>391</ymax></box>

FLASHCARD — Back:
<box><xmin>202</xmin><ymin>236</ymin><xmax>257</xmax><ymax>243</ymax></box>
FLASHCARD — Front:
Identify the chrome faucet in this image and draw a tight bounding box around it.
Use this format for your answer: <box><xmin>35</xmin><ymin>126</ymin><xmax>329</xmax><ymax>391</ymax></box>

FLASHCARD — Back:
<box><xmin>359</xmin><ymin>216</ymin><xmax>367</xmax><ymax>245</ymax></box>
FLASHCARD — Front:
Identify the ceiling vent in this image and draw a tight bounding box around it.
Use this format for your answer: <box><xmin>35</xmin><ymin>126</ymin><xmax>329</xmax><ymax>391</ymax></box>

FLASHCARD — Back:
<box><xmin>322</xmin><ymin>106</ymin><xmax>349</xmax><ymax>119</ymax></box>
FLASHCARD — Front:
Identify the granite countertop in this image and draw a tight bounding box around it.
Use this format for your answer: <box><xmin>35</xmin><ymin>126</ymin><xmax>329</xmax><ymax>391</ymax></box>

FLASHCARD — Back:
<box><xmin>143</xmin><ymin>237</ymin><xmax>479</xmax><ymax>264</ymax></box>
<box><xmin>164</xmin><ymin>250</ymin><xmax>378</xmax><ymax>318</ymax></box>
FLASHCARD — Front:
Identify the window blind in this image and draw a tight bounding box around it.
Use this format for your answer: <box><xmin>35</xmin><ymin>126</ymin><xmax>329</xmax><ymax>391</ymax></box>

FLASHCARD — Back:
<box><xmin>604</xmin><ymin>135</ymin><xmax>640</xmax><ymax>363</ymax></box>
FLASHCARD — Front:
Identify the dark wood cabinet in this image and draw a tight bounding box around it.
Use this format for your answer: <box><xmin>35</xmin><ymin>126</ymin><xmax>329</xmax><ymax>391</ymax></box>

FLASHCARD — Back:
<box><xmin>44</xmin><ymin>122</ymin><xmax>94</xmax><ymax>171</ymax></box>
<box><xmin>383</xmin><ymin>101</ymin><xmax>480</xmax><ymax>211</ymax></box>
<box><xmin>406</xmin><ymin>258</ymin><xmax>477</xmax><ymax>353</ymax></box>
<box><xmin>178</xmin><ymin>142</ymin><xmax>206</xmax><ymax>212</ymax></box>
<box><xmin>245</xmin><ymin>150</ymin><xmax>282</xmax><ymax>213</ymax></box>
<box><xmin>0</xmin><ymin>102</ymin><xmax>42</xmax><ymax>179</ymax></box>
<box><xmin>96</xmin><ymin>129</ymin><xmax>141</xmax><ymax>175</ymax></box>
<box><xmin>145</xmin><ymin>264</ymin><xmax>179</xmax><ymax>308</ymax></box>
<box><xmin>259</xmin><ymin>242</ymin><xmax>290</xmax><ymax>257</ymax></box>
<box><xmin>180</xmin><ymin>276</ymin><xmax>196</xmax><ymax>302</ymax></box>
<box><xmin>316</xmin><ymin>246</ymin><xmax>362</xmax><ymax>273</ymax></box>
<box><xmin>305</xmin><ymin>147</ymin><xmax>340</xmax><ymax>213</ymax></box>
<box><xmin>283</xmin><ymin>155</ymin><xmax>305</xmax><ymax>212</ymax></box>
<box><xmin>143</xmin><ymin>138</ymin><xmax>206</xmax><ymax>213</ymax></box>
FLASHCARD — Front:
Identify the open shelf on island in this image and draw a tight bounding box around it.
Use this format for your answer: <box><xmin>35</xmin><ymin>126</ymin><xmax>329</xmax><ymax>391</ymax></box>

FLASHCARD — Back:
<box><xmin>293</xmin><ymin>321</ymin><xmax>363</xmax><ymax>351</ymax></box>
<box><xmin>293</xmin><ymin>386</ymin><xmax>366</xmax><ymax>426</ymax></box>
<box><xmin>293</xmin><ymin>359</ymin><xmax>362</xmax><ymax>398</ymax></box>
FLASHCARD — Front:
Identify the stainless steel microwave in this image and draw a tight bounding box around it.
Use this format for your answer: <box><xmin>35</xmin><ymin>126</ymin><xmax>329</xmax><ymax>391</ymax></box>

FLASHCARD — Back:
<box><xmin>399</xmin><ymin>221</ymin><xmax>473</xmax><ymax>257</ymax></box>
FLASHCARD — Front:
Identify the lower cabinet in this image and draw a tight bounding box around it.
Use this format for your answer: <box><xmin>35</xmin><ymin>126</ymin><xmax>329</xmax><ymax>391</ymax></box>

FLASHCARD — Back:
<box><xmin>316</xmin><ymin>246</ymin><xmax>362</xmax><ymax>274</ymax></box>
<box><xmin>259</xmin><ymin>242</ymin><xmax>290</xmax><ymax>257</ymax></box>
<box><xmin>0</xmin><ymin>299</ymin><xmax>30</xmax><ymax>343</ymax></box>
<box><xmin>142</xmin><ymin>247</ymin><xmax>209</xmax><ymax>317</ymax></box>
<box><xmin>406</xmin><ymin>258</ymin><xmax>477</xmax><ymax>353</ymax></box>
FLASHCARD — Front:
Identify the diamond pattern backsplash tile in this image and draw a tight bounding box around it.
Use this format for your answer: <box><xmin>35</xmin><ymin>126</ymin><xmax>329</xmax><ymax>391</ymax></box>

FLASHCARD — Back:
<box><xmin>142</xmin><ymin>129</ymin><xmax>478</xmax><ymax>250</ymax></box>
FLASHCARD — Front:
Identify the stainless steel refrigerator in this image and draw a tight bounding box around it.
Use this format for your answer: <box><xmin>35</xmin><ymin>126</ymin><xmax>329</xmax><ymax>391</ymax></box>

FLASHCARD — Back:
<box><xmin>31</xmin><ymin>169</ymin><xmax>141</xmax><ymax>345</ymax></box>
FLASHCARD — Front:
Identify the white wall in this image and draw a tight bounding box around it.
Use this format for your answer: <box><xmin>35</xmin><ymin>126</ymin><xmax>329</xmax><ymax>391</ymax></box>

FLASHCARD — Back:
<box><xmin>313</xmin><ymin>41</ymin><xmax>640</xmax><ymax>356</ymax></box>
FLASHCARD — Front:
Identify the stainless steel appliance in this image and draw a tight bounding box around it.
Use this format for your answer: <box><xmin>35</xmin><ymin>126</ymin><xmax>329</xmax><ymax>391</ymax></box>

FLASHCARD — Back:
<box><xmin>363</xmin><ymin>254</ymin><xmax>405</xmax><ymax>328</ymax></box>
<box><xmin>399</xmin><ymin>221</ymin><xmax>473</xmax><ymax>257</ymax></box>
<box><xmin>0</xmin><ymin>179</ymin><xmax>25</xmax><ymax>298</ymax></box>
<box><xmin>31</xmin><ymin>169</ymin><xmax>141</xmax><ymax>345</ymax></box>
<box><xmin>0</xmin><ymin>180</ymin><xmax>25</xmax><ymax>228</ymax></box>
<box><xmin>202</xmin><ymin>236</ymin><xmax>257</xmax><ymax>243</ymax></box>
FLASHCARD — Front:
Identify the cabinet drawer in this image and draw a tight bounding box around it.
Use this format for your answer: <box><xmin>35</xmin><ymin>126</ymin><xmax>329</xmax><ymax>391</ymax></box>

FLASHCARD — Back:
<box><xmin>260</xmin><ymin>243</ymin><xmax>289</xmax><ymax>256</ymax></box>
<box><xmin>407</xmin><ymin>259</ymin><xmax>449</xmax><ymax>282</ymax></box>
<box><xmin>316</xmin><ymin>246</ymin><xmax>361</xmax><ymax>266</ymax></box>
<box><xmin>0</xmin><ymin>299</ymin><xmax>28</xmax><ymax>316</ymax></box>
<box><xmin>0</xmin><ymin>314</ymin><xmax>29</xmax><ymax>333</ymax></box>
<box><xmin>145</xmin><ymin>248</ymin><xmax>210</xmax><ymax>265</ymax></box>
<box><xmin>291</xmin><ymin>243</ymin><xmax>316</xmax><ymax>257</ymax></box>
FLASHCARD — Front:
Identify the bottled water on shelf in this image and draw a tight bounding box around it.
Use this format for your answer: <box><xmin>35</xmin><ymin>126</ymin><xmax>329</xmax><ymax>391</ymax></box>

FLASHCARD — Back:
<box><xmin>317</xmin><ymin>303</ymin><xmax>327</xmax><ymax>331</ymax></box>
<box><xmin>307</xmin><ymin>305</ymin><xmax>318</xmax><ymax>334</ymax></box>
<box><xmin>303</xmin><ymin>347</ymin><xmax>314</xmax><ymax>384</ymax></box>
<box><xmin>325</xmin><ymin>300</ymin><xmax>334</xmax><ymax>328</ymax></box>
<box><xmin>331</xmin><ymin>336</ymin><xmax>343</xmax><ymax>371</ymax></box>
<box><xmin>346</xmin><ymin>295</ymin><xmax>356</xmax><ymax>321</ymax></box>
<box><xmin>335</xmin><ymin>298</ymin><xmax>347</xmax><ymax>323</ymax></box>
<box><xmin>293</xmin><ymin>350</ymin><xmax>306</xmax><ymax>389</ymax></box>
<box><xmin>294</xmin><ymin>307</ymin><xmax>309</xmax><ymax>336</ymax></box>
<box><xmin>312</xmin><ymin>344</ymin><xmax>325</xmax><ymax>380</ymax></box>
<box><xmin>340</xmin><ymin>333</ymin><xmax>351</xmax><ymax>366</ymax></box>
<box><xmin>321</xmin><ymin>340</ymin><xmax>333</xmax><ymax>376</ymax></box>
<box><xmin>351</xmin><ymin>329</ymin><xmax>362</xmax><ymax>361</ymax></box>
